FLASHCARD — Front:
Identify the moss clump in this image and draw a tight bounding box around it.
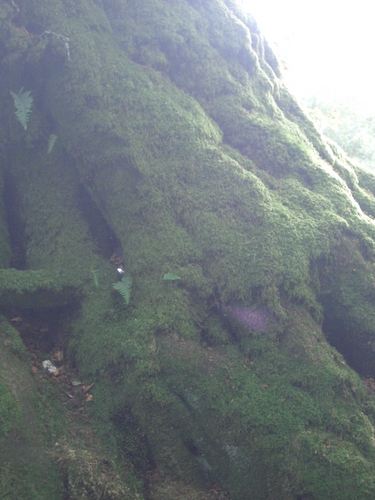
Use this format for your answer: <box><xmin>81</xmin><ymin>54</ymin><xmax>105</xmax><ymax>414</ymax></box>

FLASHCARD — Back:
<box><xmin>0</xmin><ymin>268</ymin><xmax>80</xmax><ymax>308</ymax></box>
<box><xmin>0</xmin><ymin>315</ymin><xmax>27</xmax><ymax>358</ymax></box>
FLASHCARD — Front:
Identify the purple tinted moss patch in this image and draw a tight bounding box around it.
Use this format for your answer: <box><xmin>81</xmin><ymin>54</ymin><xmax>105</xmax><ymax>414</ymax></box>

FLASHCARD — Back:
<box><xmin>223</xmin><ymin>305</ymin><xmax>270</xmax><ymax>332</ymax></box>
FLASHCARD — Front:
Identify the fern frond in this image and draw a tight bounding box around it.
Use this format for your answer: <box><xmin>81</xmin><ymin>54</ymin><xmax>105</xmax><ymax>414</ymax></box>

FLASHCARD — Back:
<box><xmin>113</xmin><ymin>276</ymin><xmax>133</xmax><ymax>305</ymax></box>
<box><xmin>10</xmin><ymin>88</ymin><xmax>33</xmax><ymax>130</ymax></box>
<box><xmin>47</xmin><ymin>134</ymin><xmax>57</xmax><ymax>154</ymax></box>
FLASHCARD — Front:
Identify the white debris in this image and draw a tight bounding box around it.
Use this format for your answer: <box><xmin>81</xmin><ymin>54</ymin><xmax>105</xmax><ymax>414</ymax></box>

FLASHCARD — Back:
<box><xmin>42</xmin><ymin>360</ymin><xmax>57</xmax><ymax>374</ymax></box>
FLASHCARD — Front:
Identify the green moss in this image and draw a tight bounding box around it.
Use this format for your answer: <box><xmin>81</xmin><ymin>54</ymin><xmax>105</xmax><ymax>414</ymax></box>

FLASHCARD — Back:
<box><xmin>0</xmin><ymin>326</ymin><xmax>64</xmax><ymax>498</ymax></box>
<box><xmin>319</xmin><ymin>236</ymin><xmax>375</xmax><ymax>376</ymax></box>
<box><xmin>0</xmin><ymin>315</ymin><xmax>27</xmax><ymax>358</ymax></box>
<box><xmin>52</xmin><ymin>438</ymin><xmax>143</xmax><ymax>500</ymax></box>
<box><xmin>3</xmin><ymin>0</ymin><xmax>375</xmax><ymax>498</ymax></box>
<box><xmin>292</xmin><ymin>431</ymin><xmax>375</xmax><ymax>499</ymax></box>
<box><xmin>0</xmin><ymin>268</ymin><xmax>80</xmax><ymax>308</ymax></box>
<box><xmin>0</xmin><ymin>377</ymin><xmax>21</xmax><ymax>437</ymax></box>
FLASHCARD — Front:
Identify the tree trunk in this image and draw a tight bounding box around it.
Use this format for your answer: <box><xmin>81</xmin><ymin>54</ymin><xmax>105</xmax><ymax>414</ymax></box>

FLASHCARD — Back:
<box><xmin>2</xmin><ymin>1</ymin><xmax>375</xmax><ymax>498</ymax></box>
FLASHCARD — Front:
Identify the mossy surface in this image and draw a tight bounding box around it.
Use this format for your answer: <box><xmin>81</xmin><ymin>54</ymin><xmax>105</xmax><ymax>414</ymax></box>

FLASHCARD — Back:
<box><xmin>0</xmin><ymin>268</ymin><xmax>81</xmax><ymax>308</ymax></box>
<box><xmin>1</xmin><ymin>0</ymin><xmax>375</xmax><ymax>498</ymax></box>
<box><xmin>0</xmin><ymin>318</ymin><xmax>64</xmax><ymax>499</ymax></box>
<box><xmin>0</xmin><ymin>315</ymin><xmax>144</xmax><ymax>499</ymax></box>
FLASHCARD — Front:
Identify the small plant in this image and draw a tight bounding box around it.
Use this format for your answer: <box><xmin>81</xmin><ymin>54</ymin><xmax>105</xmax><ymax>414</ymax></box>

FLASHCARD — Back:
<box><xmin>113</xmin><ymin>275</ymin><xmax>133</xmax><ymax>305</ymax></box>
<box><xmin>47</xmin><ymin>134</ymin><xmax>57</xmax><ymax>154</ymax></box>
<box><xmin>10</xmin><ymin>88</ymin><xmax>33</xmax><ymax>130</ymax></box>
<box><xmin>163</xmin><ymin>272</ymin><xmax>181</xmax><ymax>280</ymax></box>
<box><xmin>90</xmin><ymin>268</ymin><xmax>99</xmax><ymax>289</ymax></box>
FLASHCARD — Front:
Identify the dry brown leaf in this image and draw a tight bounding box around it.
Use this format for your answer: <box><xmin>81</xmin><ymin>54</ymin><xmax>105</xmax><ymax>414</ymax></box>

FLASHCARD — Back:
<box><xmin>53</xmin><ymin>349</ymin><xmax>64</xmax><ymax>361</ymax></box>
<box><xmin>52</xmin><ymin>366</ymin><xmax>64</xmax><ymax>377</ymax></box>
<box><xmin>83</xmin><ymin>383</ymin><xmax>94</xmax><ymax>393</ymax></box>
<box><xmin>10</xmin><ymin>317</ymin><xmax>22</xmax><ymax>322</ymax></box>
<box><xmin>85</xmin><ymin>393</ymin><xmax>93</xmax><ymax>402</ymax></box>
<box><xmin>363</xmin><ymin>378</ymin><xmax>375</xmax><ymax>391</ymax></box>
<box><xmin>3</xmin><ymin>339</ymin><xmax>11</xmax><ymax>345</ymax></box>
<box><xmin>31</xmin><ymin>365</ymin><xmax>39</xmax><ymax>373</ymax></box>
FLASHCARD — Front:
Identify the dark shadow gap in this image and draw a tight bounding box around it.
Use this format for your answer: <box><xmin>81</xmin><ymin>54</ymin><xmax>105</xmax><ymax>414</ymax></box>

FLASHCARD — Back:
<box><xmin>320</xmin><ymin>301</ymin><xmax>375</xmax><ymax>378</ymax></box>
<box><xmin>76</xmin><ymin>183</ymin><xmax>122</xmax><ymax>261</ymax></box>
<box><xmin>3</xmin><ymin>169</ymin><xmax>27</xmax><ymax>269</ymax></box>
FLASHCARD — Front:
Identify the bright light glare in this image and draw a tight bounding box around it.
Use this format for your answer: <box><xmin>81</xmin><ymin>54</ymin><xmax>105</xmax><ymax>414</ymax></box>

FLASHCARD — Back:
<box><xmin>239</xmin><ymin>0</ymin><xmax>375</xmax><ymax>110</ymax></box>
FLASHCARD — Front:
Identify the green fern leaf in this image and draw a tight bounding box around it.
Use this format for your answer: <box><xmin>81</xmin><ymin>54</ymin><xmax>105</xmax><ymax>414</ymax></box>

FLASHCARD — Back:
<box><xmin>47</xmin><ymin>134</ymin><xmax>57</xmax><ymax>154</ymax></box>
<box><xmin>10</xmin><ymin>88</ymin><xmax>33</xmax><ymax>130</ymax></box>
<box><xmin>113</xmin><ymin>275</ymin><xmax>133</xmax><ymax>305</ymax></box>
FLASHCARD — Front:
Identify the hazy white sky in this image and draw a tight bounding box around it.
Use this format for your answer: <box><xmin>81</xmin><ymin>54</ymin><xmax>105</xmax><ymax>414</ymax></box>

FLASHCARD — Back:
<box><xmin>240</xmin><ymin>0</ymin><xmax>375</xmax><ymax>109</ymax></box>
